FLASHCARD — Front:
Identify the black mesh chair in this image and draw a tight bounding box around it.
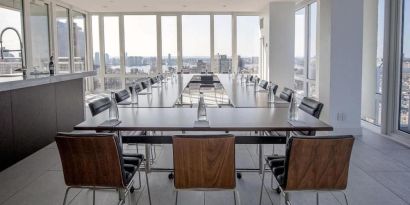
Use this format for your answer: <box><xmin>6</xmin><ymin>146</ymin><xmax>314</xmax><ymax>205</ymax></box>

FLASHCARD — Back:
<box><xmin>88</xmin><ymin>97</ymin><xmax>111</xmax><ymax>117</ymax></box>
<box><xmin>279</xmin><ymin>88</ymin><xmax>294</xmax><ymax>102</ymax></box>
<box><xmin>259</xmin><ymin>136</ymin><xmax>354</xmax><ymax>205</ymax></box>
<box><xmin>87</xmin><ymin>97</ymin><xmax>146</xmax><ymax>159</ymax></box>
<box><xmin>115</xmin><ymin>89</ymin><xmax>130</xmax><ymax>104</ymax></box>
<box><xmin>294</xmin><ymin>97</ymin><xmax>324</xmax><ymax>136</ymax></box>
<box><xmin>258</xmin><ymin>80</ymin><xmax>268</xmax><ymax>90</ymax></box>
<box><xmin>141</xmin><ymin>80</ymin><xmax>148</xmax><ymax>89</ymax></box>
<box><xmin>56</xmin><ymin>132</ymin><xmax>151</xmax><ymax>205</ymax></box>
<box><xmin>134</xmin><ymin>82</ymin><xmax>143</xmax><ymax>93</ymax></box>
<box><xmin>271</xmin><ymin>83</ymin><xmax>279</xmax><ymax>95</ymax></box>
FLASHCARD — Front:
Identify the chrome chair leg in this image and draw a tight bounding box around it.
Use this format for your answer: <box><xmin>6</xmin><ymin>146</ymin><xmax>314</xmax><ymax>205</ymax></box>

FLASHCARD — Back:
<box><xmin>134</xmin><ymin>170</ymin><xmax>142</xmax><ymax>190</ymax></box>
<box><xmin>316</xmin><ymin>192</ymin><xmax>319</xmax><ymax>205</ymax></box>
<box><xmin>259</xmin><ymin>163</ymin><xmax>267</xmax><ymax>205</ymax></box>
<box><xmin>342</xmin><ymin>191</ymin><xmax>349</xmax><ymax>205</ymax></box>
<box><xmin>285</xmin><ymin>192</ymin><xmax>291</xmax><ymax>205</ymax></box>
<box><xmin>234</xmin><ymin>190</ymin><xmax>241</xmax><ymax>205</ymax></box>
<box><xmin>92</xmin><ymin>189</ymin><xmax>96</xmax><ymax>205</ymax></box>
<box><xmin>117</xmin><ymin>188</ymin><xmax>126</xmax><ymax>205</ymax></box>
<box><xmin>145</xmin><ymin>165</ymin><xmax>152</xmax><ymax>205</ymax></box>
<box><xmin>175</xmin><ymin>191</ymin><xmax>179</xmax><ymax>205</ymax></box>
<box><xmin>62</xmin><ymin>187</ymin><xmax>72</xmax><ymax>205</ymax></box>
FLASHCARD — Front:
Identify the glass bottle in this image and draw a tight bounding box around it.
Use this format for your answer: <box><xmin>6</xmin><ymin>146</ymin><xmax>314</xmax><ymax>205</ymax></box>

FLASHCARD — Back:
<box><xmin>268</xmin><ymin>82</ymin><xmax>275</xmax><ymax>103</ymax></box>
<box><xmin>109</xmin><ymin>92</ymin><xmax>119</xmax><ymax>120</ymax></box>
<box><xmin>197</xmin><ymin>92</ymin><xmax>207</xmax><ymax>121</ymax></box>
<box><xmin>49</xmin><ymin>56</ymin><xmax>55</xmax><ymax>75</ymax></box>
<box><xmin>147</xmin><ymin>80</ymin><xmax>152</xmax><ymax>93</ymax></box>
<box><xmin>288</xmin><ymin>93</ymin><xmax>298</xmax><ymax>121</ymax></box>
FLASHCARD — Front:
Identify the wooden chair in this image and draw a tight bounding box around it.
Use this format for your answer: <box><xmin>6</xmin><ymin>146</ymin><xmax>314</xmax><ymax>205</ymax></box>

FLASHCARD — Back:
<box><xmin>172</xmin><ymin>135</ymin><xmax>240</xmax><ymax>205</ymax></box>
<box><xmin>56</xmin><ymin>132</ymin><xmax>152</xmax><ymax>205</ymax></box>
<box><xmin>259</xmin><ymin>135</ymin><xmax>354</xmax><ymax>205</ymax></box>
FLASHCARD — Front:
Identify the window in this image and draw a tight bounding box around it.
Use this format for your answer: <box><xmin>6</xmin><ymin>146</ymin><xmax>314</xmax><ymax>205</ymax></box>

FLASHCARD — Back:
<box><xmin>29</xmin><ymin>2</ymin><xmax>50</xmax><ymax>73</ymax></box>
<box><xmin>103</xmin><ymin>16</ymin><xmax>120</xmax><ymax>74</ymax></box>
<box><xmin>104</xmin><ymin>77</ymin><xmax>122</xmax><ymax>90</ymax></box>
<box><xmin>55</xmin><ymin>6</ymin><xmax>70</xmax><ymax>73</ymax></box>
<box><xmin>214</xmin><ymin>15</ymin><xmax>232</xmax><ymax>73</ymax></box>
<box><xmin>91</xmin><ymin>16</ymin><xmax>100</xmax><ymax>71</ymax></box>
<box><xmin>72</xmin><ymin>11</ymin><xmax>86</xmax><ymax>73</ymax></box>
<box><xmin>237</xmin><ymin>16</ymin><xmax>260</xmax><ymax>74</ymax></box>
<box><xmin>161</xmin><ymin>16</ymin><xmax>177</xmax><ymax>74</ymax></box>
<box><xmin>124</xmin><ymin>15</ymin><xmax>157</xmax><ymax>76</ymax></box>
<box><xmin>399</xmin><ymin>0</ymin><xmax>410</xmax><ymax>133</ymax></box>
<box><xmin>182</xmin><ymin>15</ymin><xmax>210</xmax><ymax>73</ymax></box>
<box><xmin>0</xmin><ymin>1</ymin><xmax>23</xmax><ymax>75</ymax></box>
<box><xmin>293</xmin><ymin>3</ymin><xmax>317</xmax><ymax>99</ymax></box>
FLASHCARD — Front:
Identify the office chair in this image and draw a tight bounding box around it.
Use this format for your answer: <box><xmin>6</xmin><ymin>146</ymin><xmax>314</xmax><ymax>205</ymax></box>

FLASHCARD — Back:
<box><xmin>56</xmin><ymin>132</ymin><xmax>152</xmax><ymax>205</ymax></box>
<box><xmin>260</xmin><ymin>135</ymin><xmax>354</xmax><ymax>205</ymax></box>
<box><xmin>172</xmin><ymin>134</ymin><xmax>240</xmax><ymax>205</ymax></box>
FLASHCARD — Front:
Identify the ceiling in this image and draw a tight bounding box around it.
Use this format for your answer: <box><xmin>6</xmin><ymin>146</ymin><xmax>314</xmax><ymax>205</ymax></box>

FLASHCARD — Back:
<box><xmin>60</xmin><ymin>0</ymin><xmax>291</xmax><ymax>13</ymax></box>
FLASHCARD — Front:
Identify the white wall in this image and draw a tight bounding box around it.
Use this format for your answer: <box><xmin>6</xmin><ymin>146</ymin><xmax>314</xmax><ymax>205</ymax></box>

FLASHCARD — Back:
<box><xmin>318</xmin><ymin>0</ymin><xmax>364</xmax><ymax>135</ymax></box>
<box><xmin>269</xmin><ymin>2</ymin><xmax>295</xmax><ymax>89</ymax></box>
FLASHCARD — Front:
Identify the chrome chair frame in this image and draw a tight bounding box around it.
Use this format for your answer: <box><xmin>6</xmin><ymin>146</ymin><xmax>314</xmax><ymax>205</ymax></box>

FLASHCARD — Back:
<box><xmin>61</xmin><ymin>160</ymin><xmax>152</xmax><ymax>205</ymax></box>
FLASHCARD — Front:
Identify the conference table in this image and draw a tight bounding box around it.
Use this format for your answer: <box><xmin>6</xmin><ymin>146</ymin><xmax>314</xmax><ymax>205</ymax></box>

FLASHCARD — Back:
<box><xmin>75</xmin><ymin>74</ymin><xmax>333</xmax><ymax>173</ymax></box>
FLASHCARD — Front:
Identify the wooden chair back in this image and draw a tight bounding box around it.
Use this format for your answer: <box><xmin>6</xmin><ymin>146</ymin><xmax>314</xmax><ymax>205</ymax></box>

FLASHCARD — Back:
<box><xmin>172</xmin><ymin>135</ymin><xmax>236</xmax><ymax>190</ymax></box>
<box><xmin>55</xmin><ymin>132</ymin><xmax>125</xmax><ymax>188</ymax></box>
<box><xmin>285</xmin><ymin>136</ymin><xmax>354</xmax><ymax>191</ymax></box>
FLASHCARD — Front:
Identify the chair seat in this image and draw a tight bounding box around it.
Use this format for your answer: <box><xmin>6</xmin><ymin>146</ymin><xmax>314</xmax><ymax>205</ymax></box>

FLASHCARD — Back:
<box><xmin>123</xmin><ymin>154</ymin><xmax>144</xmax><ymax>166</ymax></box>
<box><xmin>123</xmin><ymin>154</ymin><xmax>144</xmax><ymax>184</ymax></box>
<box><xmin>265</xmin><ymin>156</ymin><xmax>286</xmax><ymax>186</ymax></box>
<box><xmin>265</xmin><ymin>156</ymin><xmax>286</xmax><ymax>168</ymax></box>
<box><xmin>292</xmin><ymin>130</ymin><xmax>312</xmax><ymax>136</ymax></box>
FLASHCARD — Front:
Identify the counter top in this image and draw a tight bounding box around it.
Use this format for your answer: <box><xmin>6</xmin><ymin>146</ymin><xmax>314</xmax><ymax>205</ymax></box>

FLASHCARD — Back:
<box><xmin>0</xmin><ymin>71</ymin><xmax>96</xmax><ymax>92</ymax></box>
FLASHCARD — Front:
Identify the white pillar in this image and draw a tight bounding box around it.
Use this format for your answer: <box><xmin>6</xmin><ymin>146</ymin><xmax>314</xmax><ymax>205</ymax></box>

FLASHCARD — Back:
<box><xmin>268</xmin><ymin>2</ymin><xmax>295</xmax><ymax>89</ymax></box>
<box><xmin>318</xmin><ymin>0</ymin><xmax>364</xmax><ymax>135</ymax></box>
<box><xmin>361</xmin><ymin>0</ymin><xmax>378</xmax><ymax>123</ymax></box>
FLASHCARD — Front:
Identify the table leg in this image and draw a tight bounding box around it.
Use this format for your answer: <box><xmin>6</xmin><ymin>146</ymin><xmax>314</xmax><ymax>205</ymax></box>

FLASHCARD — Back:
<box><xmin>258</xmin><ymin>131</ymin><xmax>264</xmax><ymax>174</ymax></box>
<box><xmin>145</xmin><ymin>144</ymin><xmax>151</xmax><ymax>173</ymax></box>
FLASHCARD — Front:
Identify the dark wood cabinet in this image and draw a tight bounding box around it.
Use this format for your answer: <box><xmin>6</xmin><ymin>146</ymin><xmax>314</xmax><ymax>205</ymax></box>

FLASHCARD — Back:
<box><xmin>0</xmin><ymin>79</ymin><xmax>85</xmax><ymax>171</ymax></box>
<box><xmin>0</xmin><ymin>91</ymin><xmax>14</xmax><ymax>170</ymax></box>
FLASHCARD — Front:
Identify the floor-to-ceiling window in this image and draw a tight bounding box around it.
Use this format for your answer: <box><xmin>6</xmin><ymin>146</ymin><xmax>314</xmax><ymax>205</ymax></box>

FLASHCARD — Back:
<box><xmin>55</xmin><ymin>6</ymin><xmax>70</xmax><ymax>73</ymax></box>
<box><xmin>237</xmin><ymin>16</ymin><xmax>260</xmax><ymax>74</ymax></box>
<box><xmin>124</xmin><ymin>15</ymin><xmax>157</xmax><ymax>77</ymax></box>
<box><xmin>398</xmin><ymin>0</ymin><xmax>410</xmax><ymax>133</ymax></box>
<box><xmin>161</xmin><ymin>16</ymin><xmax>178</xmax><ymax>73</ymax></box>
<box><xmin>72</xmin><ymin>11</ymin><xmax>86</xmax><ymax>73</ymax></box>
<box><xmin>182</xmin><ymin>15</ymin><xmax>210</xmax><ymax>73</ymax></box>
<box><xmin>294</xmin><ymin>2</ymin><xmax>318</xmax><ymax>99</ymax></box>
<box><xmin>214</xmin><ymin>15</ymin><xmax>232</xmax><ymax>73</ymax></box>
<box><xmin>0</xmin><ymin>1</ymin><xmax>23</xmax><ymax>75</ymax></box>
